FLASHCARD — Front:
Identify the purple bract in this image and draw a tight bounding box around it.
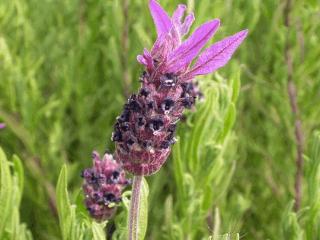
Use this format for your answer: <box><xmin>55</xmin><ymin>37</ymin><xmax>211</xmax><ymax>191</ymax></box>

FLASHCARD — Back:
<box><xmin>112</xmin><ymin>0</ymin><xmax>248</xmax><ymax>176</ymax></box>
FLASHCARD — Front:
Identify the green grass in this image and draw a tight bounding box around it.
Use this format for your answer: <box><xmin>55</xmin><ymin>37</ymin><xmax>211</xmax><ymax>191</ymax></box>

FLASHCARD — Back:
<box><xmin>0</xmin><ymin>0</ymin><xmax>320</xmax><ymax>239</ymax></box>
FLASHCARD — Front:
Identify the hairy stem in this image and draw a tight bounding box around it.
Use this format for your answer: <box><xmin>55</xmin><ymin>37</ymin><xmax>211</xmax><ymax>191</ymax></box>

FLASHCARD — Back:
<box><xmin>128</xmin><ymin>175</ymin><xmax>143</xmax><ymax>240</ymax></box>
<box><xmin>284</xmin><ymin>0</ymin><xmax>304</xmax><ymax>211</ymax></box>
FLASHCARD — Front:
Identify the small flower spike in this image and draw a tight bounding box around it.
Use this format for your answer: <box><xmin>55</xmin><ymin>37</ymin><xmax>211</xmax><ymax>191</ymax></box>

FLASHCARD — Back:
<box><xmin>0</xmin><ymin>123</ymin><xmax>5</xmax><ymax>129</ymax></box>
<box><xmin>81</xmin><ymin>151</ymin><xmax>130</xmax><ymax>221</ymax></box>
<box><xmin>112</xmin><ymin>0</ymin><xmax>248</xmax><ymax>176</ymax></box>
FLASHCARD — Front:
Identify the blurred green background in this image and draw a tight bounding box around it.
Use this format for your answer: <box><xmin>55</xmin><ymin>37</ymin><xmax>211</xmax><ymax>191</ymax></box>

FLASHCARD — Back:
<box><xmin>1</xmin><ymin>0</ymin><xmax>320</xmax><ymax>239</ymax></box>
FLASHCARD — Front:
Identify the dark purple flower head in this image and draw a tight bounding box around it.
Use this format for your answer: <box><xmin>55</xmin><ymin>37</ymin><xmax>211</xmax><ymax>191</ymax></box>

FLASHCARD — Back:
<box><xmin>112</xmin><ymin>0</ymin><xmax>247</xmax><ymax>176</ymax></box>
<box><xmin>0</xmin><ymin>123</ymin><xmax>5</xmax><ymax>129</ymax></box>
<box><xmin>81</xmin><ymin>151</ymin><xmax>129</xmax><ymax>221</ymax></box>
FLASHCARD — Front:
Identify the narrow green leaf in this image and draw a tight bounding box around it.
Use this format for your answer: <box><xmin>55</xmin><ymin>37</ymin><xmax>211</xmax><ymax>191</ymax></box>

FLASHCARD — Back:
<box><xmin>129</xmin><ymin>177</ymin><xmax>149</xmax><ymax>240</ymax></box>
<box><xmin>218</xmin><ymin>103</ymin><xmax>236</xmax><ymax>143</ymax></box>
<box><xmin>282</xmin><ymin>201</ymin><xmax>303</xmax><ymax>240</ymax></box>
<box><xmin>231</xmin><ymin>70</ymin><xmax>241</xmax><ymax>104</ymax></box>
<box><xmin>212</xmin><ymin>208</ymin><xmax>220</xmax><ymax>237</ymax></box>
<box><xmin>212</xmin><ymin>233</ymin><xmax>240</xmax><ymax>240</ymax></box>
<box><xmin>305</xmin><ymin>131</ymin><xmax>320</xmax><ymax>239</ymax></box>
<box><xmin>0</xmin><ymin>147</ymin><xmax>13</xmax><ymax>239</ymax></box>
<box><xmin>122</xmin><ymin>190</ymin><xmax>132</xmax><ymax>211</ymax></box>
<box><xmin>172</xmin><ymin>139</ymin><xmax>186</xmax><ymax>203</ymax></box>
<box><xmin>56</xmin><ymin>164</ymin><xmax>72</xmax><ymax>240</ymax></box>
<box><xmin>164</xmin><ymin>195</ymin><xmax>173</xmax><ymax>227</ymax></box>
<box><xmin>92</xmin><ymin>222</ymin><xmax>107</xmax><ymax>240</ymax></box>
<box><xmin>137</xmin><ymin>177</ymin><xmax>149</xmax><ymax>240</ymax></box>
<box><xmin>12</xmin><ymin>155</ymin><xmax>24</xmax><ymax>203</ymax></box>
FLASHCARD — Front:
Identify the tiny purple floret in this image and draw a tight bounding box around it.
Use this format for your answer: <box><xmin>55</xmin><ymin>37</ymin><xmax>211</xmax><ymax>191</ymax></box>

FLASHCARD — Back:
<box><xmin>0</xmin><ymin>123</ymin><xmax>5</xmax><ymax>129</ymax></box>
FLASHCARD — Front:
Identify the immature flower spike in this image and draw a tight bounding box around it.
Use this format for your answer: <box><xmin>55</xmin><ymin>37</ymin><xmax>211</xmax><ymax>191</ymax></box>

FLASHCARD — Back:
<box><xmin>81</xmin><ymin>151</ymin><xmax>129</xmax><ymax>221</ymax></box>
<box><xmin>112</xmin><ymin>0</ymin><xmax>248</xmax><ymax>176</ymax></box>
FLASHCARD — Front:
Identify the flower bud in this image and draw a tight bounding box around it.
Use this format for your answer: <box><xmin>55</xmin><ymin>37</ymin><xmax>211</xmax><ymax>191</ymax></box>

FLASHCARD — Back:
<box><xmin>81</xmin><ymin>151</ymin><xmax>130</xmax><ymax>221</ymax></box>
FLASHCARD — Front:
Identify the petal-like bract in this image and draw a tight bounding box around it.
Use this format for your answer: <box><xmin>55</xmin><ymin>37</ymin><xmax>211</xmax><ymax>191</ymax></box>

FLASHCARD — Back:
<box><xmin>186</xmin><ymin>30</ymin><xmax>248</xmax><ymax>77</ymax></box>
<box><xmin>179</xmin><ymin>13</ymin><xmax>195</xmax><ymax>37</ymax></box>
<box><xmin>172</xmin><ymin>4</ymin><xmax>194</xmax><ymax>38</ymax></box>
<box><xmin>172</xmin><ymin>4</ymin><xmax>187</xmax><ymax>24</ymax></box>
<box><xmin>166</xmin><ymin>19</ymin><xmax>220</xmax><ymax>73</ymax></box>
<box><xmin>149</xmin><ymin>0</ymin><xmax>172</xmax><ymax>36</ymax></box>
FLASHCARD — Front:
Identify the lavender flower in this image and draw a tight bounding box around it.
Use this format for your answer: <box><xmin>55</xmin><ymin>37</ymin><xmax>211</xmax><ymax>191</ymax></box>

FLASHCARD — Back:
<box><xmin>81</xmin><ymin>151</ymin><xmax>129</xmax><ymax>221</ymax></box>
<box><xmin>0</xmin><ymin>123</ymin><xmax>5</xmax><ymax>129</ymax></box>
<box><xmin>112</xmin><ymin>0</ymin><xmax>248</xmax><ymax>176</ymax></box>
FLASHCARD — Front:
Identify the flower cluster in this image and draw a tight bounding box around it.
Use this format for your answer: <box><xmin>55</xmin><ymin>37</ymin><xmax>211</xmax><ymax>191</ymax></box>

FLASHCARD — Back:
<box><xmin>112</xmin><ymin>0</ymin><xmax>248</xmax><ymax>176</ymax></box>
<box><xmin>81</xmin><ymin>151</ymin><xmax>130</xmax><ymax>221</ymax></box>
<box><xmin>112</xmin><ymin>76</ymin><xmax>202</xmax><ymax>176</ymax></box>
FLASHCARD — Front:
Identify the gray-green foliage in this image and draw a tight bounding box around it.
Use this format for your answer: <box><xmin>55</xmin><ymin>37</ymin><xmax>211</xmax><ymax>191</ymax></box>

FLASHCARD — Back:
<box><xmin>281</xmin><ymin>132</ymin><xmax>320</xmax><ymax>240</ymax></box>
<box><xmin>0</xmin><ymin>148</ymin><xmax>32</xmax><ymax>240</ymax></box>
<box><xmin>304</xmin><ymin>132</ymin><xmax>320</xmax><ymax>239</ymax></box>
<box><xmin>56</xmin><ymin>164</ymin><xmax>106</xmax><ymax>240</ymax></box>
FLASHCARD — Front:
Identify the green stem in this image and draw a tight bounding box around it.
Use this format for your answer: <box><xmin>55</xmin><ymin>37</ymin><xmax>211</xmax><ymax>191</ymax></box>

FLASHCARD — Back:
<box><xmin>128</xmin><ymin>175</ymin><xmax>143</xmax><ymax>240</ymax></box>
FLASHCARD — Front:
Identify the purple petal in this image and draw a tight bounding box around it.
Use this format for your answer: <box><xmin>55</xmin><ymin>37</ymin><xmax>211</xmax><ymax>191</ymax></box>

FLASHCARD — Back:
<box><xmin>143</xmin><ymin>49</ymin><xmax>153</xmax><ymax>64</ymax></box>
<box><xmin>151</xmin><ymin>33</ymin><xmax>167</xmax><ymax>56</ymax></box>
<box><xmin>137</xmin><ymin>48</ymin><xmax>154</xmax><ymax>70</ymax></box>
<box><xmin>172</xmin><ymin>4</ymin><xmax>187</xmax><ymax>25</ymax></box>
<box><xmin>151</xmin><ymin>27</ymin><xmax>180</xmax><ymax>62</ymax></box>
<box><xmin>168</xmin><ymin>26</ymin><xmax>181</xmax><ymax>50</ymax></box>
<box><xmin>166</xmin><ymin>19</ymin><xmax>220</xmax><ymax>73</ymax></box>
<box><xmin>172</xmin><ymin>4</ymin><xmax>195</xmax><ymax>38</ymax></box>
<box><xmin>150</xmin><ymin>33</ymin><xmax>171</xmax><ymax>62</ymax></box>
<box><xmin>187</xmin><ymin>30</ymin><xmax>248</xmax><ymax>77</ymax></box>
<box><xmin>149</xmin><ymin>0</ymin><xmax>172</xmax><ymax>36</ymax></box>
<box><xmin>180</xmin><ymin>13</ymin><xmax>195</xmax><ymax>37</ymax></box>
<box><xmin>137</xmin><ymin>55</ymin><xmax>147</xmax><ymax>65</ymax></box>
<box><xmin>0</xmin><ymin>123</ymin><xmax>5</xmax><ymax>129</ymax></box>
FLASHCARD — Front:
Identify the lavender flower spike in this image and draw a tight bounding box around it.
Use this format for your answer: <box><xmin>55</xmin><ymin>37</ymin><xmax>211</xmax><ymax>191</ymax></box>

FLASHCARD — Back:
<box><xmin>0</xmin><ymin>123</ymin><xmax>5</xmax><ymax>129</ymax></box>
<box><xmin>81</xmin><ymin>151</ymin><xmax>130</xmax><ymax>221</ymax></box>
<box><xmin>113</xmin><ymin>0</ymin><xmax>248</xmax><ymax>176</ymax></box>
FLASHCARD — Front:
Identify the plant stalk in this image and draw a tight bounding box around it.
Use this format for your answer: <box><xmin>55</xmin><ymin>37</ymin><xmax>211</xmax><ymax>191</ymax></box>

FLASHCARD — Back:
<box><xmin>284</xmin><ymin>0</ymin><xmax>304</xmax><ymax>211</ymax></box>
<box><xmin>128</xmin><ymin>175</ymin><xmax>143</xmax><ymax>240</ymax></box>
